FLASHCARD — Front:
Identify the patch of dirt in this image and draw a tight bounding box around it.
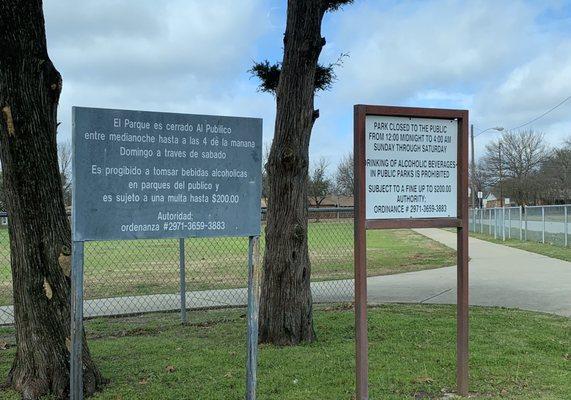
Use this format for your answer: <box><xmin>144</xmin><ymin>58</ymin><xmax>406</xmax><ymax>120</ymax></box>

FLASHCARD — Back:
<box><xmin>319</xmin><ymin>303</ymin><xmax>354</xmax><ymax>312</ymax></box>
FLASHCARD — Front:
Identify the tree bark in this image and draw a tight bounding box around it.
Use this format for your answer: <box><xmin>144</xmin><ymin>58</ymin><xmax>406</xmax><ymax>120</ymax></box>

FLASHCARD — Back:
<box><xmin>259</xmin><ymin>0</ymin><xmax>327</xmax><ymax>345</ymax></box>
<box><xmin>0</xmin><ymin>1</ymin><xmax>104</xmax><ymax>398</ymax></box>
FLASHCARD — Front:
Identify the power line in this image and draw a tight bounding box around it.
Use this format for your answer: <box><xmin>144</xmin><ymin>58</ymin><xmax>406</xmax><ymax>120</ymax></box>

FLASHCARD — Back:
<box><xmin>508</xmin><ymin>95</ymin><xmax>571</xmax><ymax>131</ymax></box>
<box><xmin>474</xmin><ymin>127</ymin><xmax>502</xmax><ymax>138</ymax></box>
<box><xmin>474</xmin><ymin>94</ymin><xmax>571</xmax><ymax>137</ymax></box>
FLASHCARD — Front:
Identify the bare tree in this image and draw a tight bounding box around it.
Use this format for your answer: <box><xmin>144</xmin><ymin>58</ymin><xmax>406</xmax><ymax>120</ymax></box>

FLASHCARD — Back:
<box><xmin>261</xmin><ymin>142</ymin><xmax>271</xmax><ymax>206</ymax></box>
<box><xmin>471</xmin><ymin>159</ymin><xmax>494</xmax><ymax>207</ymax></box>
<box><xmin>335</xmin><ymin>152</ymin><xmax>353</xmax><ymax>196</ymax></box>
<box><xmin>538</xmin><ymin>138</ymin><xmax>571</xmax><ymax>203</ymax></box>
<box><xmin>250</xmin><ymin>0</ymin><xmax>352</xmax><ymax>345</ymax></box>
<box><xmin>58</xmin><ymin>141</ymin><xmax>72</xmax><ymax>207</ymax></box>
<box><xmin>0</xmin><ymin>1</ymin><xmax>104</xmax><ymax>397</ymax></box>
<box><xmin>481</xmin><ymin>130</ymin><xmax>549</xmax><ymax>205</ymax></box>
<box><xmin>308</xmin><ymin>157</ymin><xmax>332</xmax><ymax>207</ymax></box>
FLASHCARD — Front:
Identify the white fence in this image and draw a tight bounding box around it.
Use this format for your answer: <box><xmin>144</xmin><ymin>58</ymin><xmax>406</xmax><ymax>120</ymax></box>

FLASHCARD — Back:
<box><xmin>469</xmin><ymin>205</ymin><xmax>571</xmax><ymax>247</ymax></box>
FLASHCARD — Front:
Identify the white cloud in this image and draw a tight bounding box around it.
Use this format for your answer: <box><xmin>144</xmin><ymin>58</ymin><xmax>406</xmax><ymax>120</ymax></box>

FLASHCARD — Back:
<box><xmin>42</xmin><ymin>0</ymin><xmax>571</xmax><ymax>168</ymax></box>
<box><xmin>329</xmin><ymin>0</ymin><xmax>540</xmax><ymax>104</ymax></box>
<box><xmin>476</xmin><ymin>42</ymin><xmax>571</xmax><ymax>129</ymax></box>
<box><xmin>44</xmin><ymin>0</ymin><xmax>272</xmax><ymax>142</ymax></box>
<box><xmin>310</xmin><ymin>0</ymin><xmax>571</xmax><ymax>162</ymax></box>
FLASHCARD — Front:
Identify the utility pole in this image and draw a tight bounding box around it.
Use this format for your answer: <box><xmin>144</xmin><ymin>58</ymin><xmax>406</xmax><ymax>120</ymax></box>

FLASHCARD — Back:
<box><xmin>498</xmin><ymin>141</ymin><xmax>503</xmax><ymax>207</ymax></box>
<box><xmin>473</xmin><ymin>125</ymin><xmax>504</xmax><ymax>208</ymax></box>
<box><xmin>470</xmin><ymin>124</ymin><xmax>476</xmax><ymax>208</ymax></box>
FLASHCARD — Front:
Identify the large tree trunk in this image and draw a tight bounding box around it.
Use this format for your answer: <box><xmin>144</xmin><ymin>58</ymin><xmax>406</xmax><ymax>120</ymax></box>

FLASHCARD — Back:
<box><xmin>259</xmin><ymin>0</ymin><xmax>327</xmax><ymax>345</ymax></box>
<box><xmin>0</xmin><ymin>1</ymin><xmax>104</xmax><ymax>398</ymax></box>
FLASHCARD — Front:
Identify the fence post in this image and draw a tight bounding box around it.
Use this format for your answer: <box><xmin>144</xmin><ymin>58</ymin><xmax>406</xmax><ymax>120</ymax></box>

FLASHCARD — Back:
<box><xmin>519</xmin><ymin>206</ymin><xmax>523</xmax><ymax>241</ymax></box>
<box><xmin>179</xmin><ymin>238</ymin><xmax>187</xmax><ymax>324</ymax></box>
<box><xmin>497</xmin><ymin>209</ymin><xmax>500</xmax><ymax>239</ymax></box>
<box><xmin>524</xmin><ymin>206</ymin><xmax>528</xmax><ymax>241</ymax></box>
<box><xmin>480</xmin><ymin>209</ymin><xmax>483</xmax><ymax>234</ymax></box>
<box><xmin>489</xmin><ymin>209</ymin><xmax>492</xmax><ymax>235</ymax></box>
<box><xmin>502</xmin><ymin>208</ymin><xmax>506</xmax><ymax>241</ymax></box>
<box><xmin>508</xmin><ymin>208</ymin><xmax>511</xmax><ymax>239</ymax></box>
<box><xmin>70</xmin><ymin>241</ymin><xmax>85</xmax><ymax>400</ymax></box>
<box><xmin>494</xmin><ymin>209</ymin><xmax>497</xmax><ymax>239</ymax></box>
<box><xmin>565</xmin><ymin>206</ymin><xmax>568</xmax><ymax>248</ymax></box>
<box><xmin>542</xmin><ymin>206</ymin><xmax>545</xmax><ymax>244</ymax></box>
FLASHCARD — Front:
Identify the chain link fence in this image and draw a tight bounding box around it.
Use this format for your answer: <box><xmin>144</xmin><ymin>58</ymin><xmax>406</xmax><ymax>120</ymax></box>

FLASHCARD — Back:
<box><xmin>469</xmin><ymin>205</ymin><xmax>571</xmax><ymax>247</ymax></box>
<box><xmin>0</xmin><ymin>208</ymin><xmax>357</xmax><ymax>325</ymax></box>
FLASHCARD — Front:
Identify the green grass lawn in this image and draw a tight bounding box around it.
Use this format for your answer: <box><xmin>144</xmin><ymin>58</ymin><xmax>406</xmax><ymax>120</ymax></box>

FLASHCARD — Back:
<box><xmin>0</xmin><ymin>223</ymin><xmax>455</xmax><ymax>305</ymax></box>
<box><xmin>469</xmin><ymin>231</ymin><xmax>571</xmax><ymax>262</ymax></box>
<box><xmin>0</xmin><ymin>305</ymin><xmax>568</xmax><ymax>399</ymax></box>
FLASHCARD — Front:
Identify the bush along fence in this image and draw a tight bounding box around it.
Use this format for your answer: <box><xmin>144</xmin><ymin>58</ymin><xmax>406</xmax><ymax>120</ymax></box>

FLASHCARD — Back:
<box><xmin>469</xmin><ymin>205</ymin><xmax>571</xmax><ymax>246</ymax></box>
<box><xmin>0</xmin><ymin>208</ymin><xmax>356</xmax><ymax>325</ymax></box>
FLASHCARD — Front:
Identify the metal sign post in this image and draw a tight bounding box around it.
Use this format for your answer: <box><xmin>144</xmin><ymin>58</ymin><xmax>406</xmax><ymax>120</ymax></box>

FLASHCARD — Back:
<box><xmin>246</xmin><ymin>235</ymin><xmax>260</xmax><ymax>400</ymax></box>
<box><xmin>70</xmin><ymin>241</ymin><xmax>84</xmax><ymax>400</ymax></box>
<box><xmin>70</xmin><ymin>107</ymin><xmax>263</xmax><ymax>400</ymax></box>
<box><xmin>354</xmin><ymin>105</ymin><xmax>469</xmax><ymax>399</ymax></box>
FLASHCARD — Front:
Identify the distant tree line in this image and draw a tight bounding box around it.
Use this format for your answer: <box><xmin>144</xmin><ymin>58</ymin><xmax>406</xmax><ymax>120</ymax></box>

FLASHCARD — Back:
<box><xmin>8</xmin><ymin>131</ymin><xmax>565</xmax><ymax>216</ymax></box>
<box><xmin>261</xmin><ymin>149</ymin><xmax>355</xmax><ymax>208</ymax></box>
<box><xmin>474</xmin><ymin>130</ymin><xmax>571</xmax><ymax>206</ymax></box>
<box><xmin>262</xmin><ymin>129</ymin><xmax>571</xmax><ymax>210</ymax></box>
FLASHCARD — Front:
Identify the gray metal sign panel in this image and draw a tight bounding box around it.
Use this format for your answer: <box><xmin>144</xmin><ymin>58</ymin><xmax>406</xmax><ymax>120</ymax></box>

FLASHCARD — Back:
<box><xmin>72</xmin><ymin>107</ymin><xmax>262</xmax><ymax>241</ymax></box>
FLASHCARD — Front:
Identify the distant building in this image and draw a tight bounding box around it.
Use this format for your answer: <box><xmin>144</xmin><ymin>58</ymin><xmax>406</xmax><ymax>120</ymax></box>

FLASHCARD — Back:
<box><xmin>308</xmin><ymin>195</ymin><xmax>354</xmax><ymax>208</ymax></box>
<box><xmin>482</xmin><ymin>193</ymin><xmax>498</xmax><ymax>208</ymax></box>
<box><xmin>261</xmin><ymin>195</ymin><xmax>354</xmax><ymax>209</ymax></box>
<box><xmin>261</xmin><ymin>195</ymin><xmax>354</xmax><ymax>221</ymax></box>
<box><xmin>483</xmin><ymin>193</ymin><xmax>516</xmax><ymax>208</ymax></box>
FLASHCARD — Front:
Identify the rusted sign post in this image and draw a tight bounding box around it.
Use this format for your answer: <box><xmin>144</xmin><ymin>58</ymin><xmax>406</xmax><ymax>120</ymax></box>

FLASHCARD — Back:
<box><xmin>353</xmin><ymin>105</ymin><xmax>469</xmax><ymax>399</ymax></box>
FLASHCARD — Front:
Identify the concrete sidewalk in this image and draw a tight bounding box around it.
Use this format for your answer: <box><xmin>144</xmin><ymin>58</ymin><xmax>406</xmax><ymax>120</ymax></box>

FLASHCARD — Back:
<box><xmin>2</xmin><ymin>228</ymin><xmax>569</xmax><ymax>325</ymax></box>
<box><xmin>365</xmin><ymin>228</ymin><xmax>570</xmax><ymax>317</ymax></box>
<box><xmin>0</xmin><ymin>280</ymin><xmax>354</xmax><ymax>325</ymax></box>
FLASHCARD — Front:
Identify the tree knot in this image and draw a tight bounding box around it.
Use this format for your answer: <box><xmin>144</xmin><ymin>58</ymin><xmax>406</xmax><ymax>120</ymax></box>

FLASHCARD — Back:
<box><xmin>281</xmin><ymin>147</ymin><xmax>296</xmax><ymax>168</ymax></box>
<box><xmin>61</xmin><ymin>244</ymin><xmax>71</xmax><ymax>256</ymax></box>
<box><xmin>293</xmin><ymin>224</ymin><xmax>305</xmax><ymax>243</ymax></box>
<box><xmin>50</xmin><ymin>79</ymin><xmax>63</xmax><ymax>92</ymax></box>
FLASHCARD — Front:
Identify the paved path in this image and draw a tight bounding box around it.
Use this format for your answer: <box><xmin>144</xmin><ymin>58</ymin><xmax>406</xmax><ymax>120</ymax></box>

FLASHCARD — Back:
<box><xmin>2</xmin><ymin>228</ymin><xmax>569</xmax><ymax>325</ymax></box>
<box><xmin>0</xmin><ymin>280</ymin><xmax>354</xmax><ymax>325</ymax></box>
<box><xmin>379</xmin><ymin>228</ymin><xmax>570</xmax><ymax>317</ymax></box>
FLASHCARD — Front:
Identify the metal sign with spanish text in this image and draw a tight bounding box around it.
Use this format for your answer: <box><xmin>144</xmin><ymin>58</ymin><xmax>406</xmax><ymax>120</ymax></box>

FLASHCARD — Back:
<box><xmin>72</xmin><ymin>107</ymin><xmax>262</xmax><ymax>241</ymax></box>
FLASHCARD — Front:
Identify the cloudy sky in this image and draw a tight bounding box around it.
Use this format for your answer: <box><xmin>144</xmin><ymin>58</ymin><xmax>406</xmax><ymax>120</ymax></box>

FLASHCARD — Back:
<box><xmin>44</xmin><ymin>0</ymin><xmax>571</xmax><ymax>170</ymax></box>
